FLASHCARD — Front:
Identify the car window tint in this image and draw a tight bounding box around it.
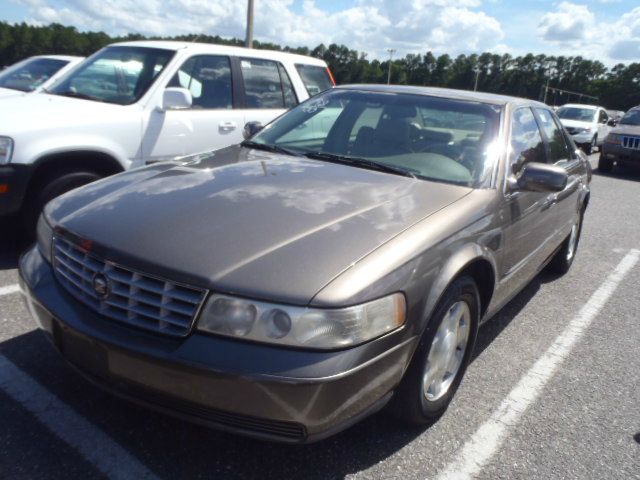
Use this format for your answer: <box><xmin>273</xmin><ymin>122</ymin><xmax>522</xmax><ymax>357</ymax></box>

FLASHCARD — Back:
<box><xmin>535</xmin><ymin>108</ymin><xmax>570</xmax><ymax>163</ymax></box>
<box><xmin>277</xmin><ymin>63</ymin><xmax>297</xmax><ymax>108</ymax></box>
<box><xmin>169</xmin><ymin>55</ymin><xmax>232</xmax><ymax>109</ymax></box>
<box><xmin>510</xmin><ymin>107</ymin><xmax>546</xmax><ymax>170</ymax></box>
<box><xmin>295</xmin><ymin>64</ymin><xmax>333</xmax><ymax>96</ymax></box>
<box><xmin>598</xmin><ymin>110</ymin><xmax>608</xmax><ymax>123</ymax></box>
<box><xmin>241</xmin><ymin>58</ymin><xmax>287</xmax><ymax>109</ymax></box>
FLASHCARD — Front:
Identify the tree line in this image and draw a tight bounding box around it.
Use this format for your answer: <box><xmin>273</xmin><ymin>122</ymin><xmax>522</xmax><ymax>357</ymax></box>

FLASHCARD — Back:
<box><xmin>1</xmin><ymin>21</ymin><xmax>638</xmax><ymax>110</ymax></box>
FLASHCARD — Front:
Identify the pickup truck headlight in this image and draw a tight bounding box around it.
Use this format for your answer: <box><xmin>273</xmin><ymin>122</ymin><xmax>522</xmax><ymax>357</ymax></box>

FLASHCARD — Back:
<box><xmin>0</xmin><ymin>137</ymin><xmax>13</xmax><ymax>164</ymax></box>
<box><xmin>36</xmin><ymin>214</ymin><xmax>54</xmax><ymax>263</ymax></box>
<box><xmin>197</xmin><ymin>293</ymin><xmax>406</xmax><ymax>349</ymax></box>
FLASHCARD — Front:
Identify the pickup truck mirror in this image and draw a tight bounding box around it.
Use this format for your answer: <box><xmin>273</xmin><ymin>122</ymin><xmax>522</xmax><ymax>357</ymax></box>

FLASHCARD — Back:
<box><xmin>243</xmin><ymin>121</ymin><xmax>264</xmax><ymax>140</ymax></box>
<box><xmin>510</xmin><ymin>162</ymin><xmax>568</xmax><ymax>193</ymax></box>
<box><xmin>162</xmin><ymin>88</ymin><xmax>192</xmax><ymax>111</ymax></box>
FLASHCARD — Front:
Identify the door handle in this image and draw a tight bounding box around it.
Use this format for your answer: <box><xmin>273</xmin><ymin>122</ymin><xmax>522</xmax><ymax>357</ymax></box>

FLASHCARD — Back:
<box><xmin>219</xmin><ymin>121</ymin><xmax>237</xmax><ymax>131</ymax></box>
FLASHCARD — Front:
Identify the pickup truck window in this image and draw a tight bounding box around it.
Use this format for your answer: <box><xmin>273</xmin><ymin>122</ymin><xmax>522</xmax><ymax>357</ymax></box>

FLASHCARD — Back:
<box><xmin>240</xmin><ymin>58</ymin><xmax>293</xmax><ymax>109</ymax></box>
<box><xmin>49</xmin><ymin>46</ymin><xmax>174</xmax><ymax>105</ymax></box>
<box><xmin>169</xmin><ymin>55</ymin><xmax>233</xmax><ymax>109</ymax></box>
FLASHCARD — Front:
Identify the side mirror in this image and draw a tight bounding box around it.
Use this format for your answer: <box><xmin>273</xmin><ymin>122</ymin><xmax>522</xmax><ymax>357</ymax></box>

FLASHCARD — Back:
<box><xmin>243</xmin><ymin>121</ymin><xmax>264</xmax><ymax>140</ymax></box>
<box><xmin>161</xmin><ymin>87</ymin><xmax>192</xmax><ymax>111</ymax></box>
<box><xmin>607</xmin><ymin>119</ymin><xmax>616</xmax><ymax>127</ymax></box>
<box><xmin>510</xmin><ymin>162</ymin><xmax>568</xmax><ymax>193</ymax></box>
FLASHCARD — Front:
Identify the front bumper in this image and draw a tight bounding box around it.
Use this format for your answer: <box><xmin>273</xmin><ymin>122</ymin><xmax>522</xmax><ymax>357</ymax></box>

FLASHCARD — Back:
<box><xmin>19</xmin><ymin>246</ymin><xmax>416</xmax><ymax>443</ymax></box>
<box><xmin>569</xmin><ymin>132</ymin><xmax>594</xmax><ymax>145</ymax></box>
<box><xmin>601</xmin><ymin>142</ymin><xmax>640</xmax><ymax>163</ymax></box>
<box><xmin>0</xmin><ymin>164</ymin><xmax>31</xmax><ymax>216</ymax></box>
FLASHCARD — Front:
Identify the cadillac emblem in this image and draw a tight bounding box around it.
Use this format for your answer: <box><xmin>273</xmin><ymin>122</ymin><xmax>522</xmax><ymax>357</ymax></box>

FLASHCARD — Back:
<box><xmin>92</xmin><ymin>273</ymin><xmax>111</xmax><ymax>300</ymax></box>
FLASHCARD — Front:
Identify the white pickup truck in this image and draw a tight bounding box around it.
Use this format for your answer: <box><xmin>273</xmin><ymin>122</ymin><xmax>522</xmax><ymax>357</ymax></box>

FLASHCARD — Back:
<box><xmin>0</xmin><ymin>41</ymin><xmax>334</xmax><ymax>231</ymax></box>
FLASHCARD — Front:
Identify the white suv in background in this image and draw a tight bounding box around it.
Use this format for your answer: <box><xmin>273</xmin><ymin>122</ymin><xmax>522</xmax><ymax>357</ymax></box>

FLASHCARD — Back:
<box><xmin>556</xmin><ymin>103</ymin><xmax>614</xmax><ymax>154</ymax></box>
<box><xmin>0</xmin><ymin>55</ymin><xmax>83</xmax><ymax>99</ymax></box>
<box><xmin>0</xmin><ymin>41</ymin><xmax>334</xmax><ymax>232</ymax></box>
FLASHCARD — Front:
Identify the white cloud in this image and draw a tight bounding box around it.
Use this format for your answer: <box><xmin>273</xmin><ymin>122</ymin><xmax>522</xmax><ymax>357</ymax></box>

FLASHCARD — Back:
<box><xmin>537</xmin><ymin>2</ymin><xmax>595</xmax><ymax>43</ymax></box>
<box><xmin>16</xmin><ymin>0</ymin><xmax>505</xmax><ymax>59</ymax></box>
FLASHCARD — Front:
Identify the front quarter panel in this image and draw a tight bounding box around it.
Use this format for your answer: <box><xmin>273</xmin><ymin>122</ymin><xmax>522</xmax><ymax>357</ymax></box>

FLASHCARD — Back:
<box><xmin>312</xmin><ymin>189</ymin><xmax>502</xmax><ymax>339</ymax></box>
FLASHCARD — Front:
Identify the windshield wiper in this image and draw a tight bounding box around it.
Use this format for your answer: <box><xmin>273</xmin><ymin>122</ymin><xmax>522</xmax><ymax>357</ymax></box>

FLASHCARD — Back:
<box><xmin>53</xmin><ymin>90</ymin><xmax>104</xmax><ymax>102</ymax></box>
<box><xmin>241</xmin><ymin>140</ymin><xmax>301</xmax><ymax>157</ymax></box>
<box><xmin>303</xmin><ymin>152</ymin><xmax>417</xmax><ymax>179</ymax></box>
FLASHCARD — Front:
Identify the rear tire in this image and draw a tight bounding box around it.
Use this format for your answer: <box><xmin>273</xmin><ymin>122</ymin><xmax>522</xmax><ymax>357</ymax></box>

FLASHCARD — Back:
<box><xmin>598</xmin><ymin>153</ymin><xmax>613</xmax><ymax>173</ymax></box>
<box><xmin>547</xmin><ymin>210</ymin><xmax>584</xmax><ymax>275</ymax></box>
<box><xmin>392</xmin><ymin>276</ymin><xmax>479</xmax><ymax>425</ymax></box>
<box><xmin>21</xmin><ymin>171</ymin><xmax>102</xmax><ymax>239</ymax></box>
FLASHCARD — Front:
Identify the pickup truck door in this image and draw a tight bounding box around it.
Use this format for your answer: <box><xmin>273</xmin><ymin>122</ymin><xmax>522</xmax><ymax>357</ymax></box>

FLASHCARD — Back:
<box><xmin>142</xmin><ymin>54</ymin><xmax>246</xmax><ymax>163</ymax></box>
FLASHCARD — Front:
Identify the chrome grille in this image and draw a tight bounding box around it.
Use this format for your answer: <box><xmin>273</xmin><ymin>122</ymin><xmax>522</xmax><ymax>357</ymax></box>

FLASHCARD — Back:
<box><xmin>53</xmin><ymin>237</ymin><xmax>206</xmax><ymax>337</ymax></box>
<box><xmin>621</xmin><ymin>136</ymin><xmax>640</xmax><ymax>150</ymax></box>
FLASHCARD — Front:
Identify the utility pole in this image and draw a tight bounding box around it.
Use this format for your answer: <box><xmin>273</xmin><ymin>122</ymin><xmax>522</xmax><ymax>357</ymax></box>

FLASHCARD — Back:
<box><xmin>386</xmin><ymin>48</ymin><xmax>396</xmax><ymax>85</ymax></box>
<box><xmin>473</xmin><ymin>68</ymin><xmax>480</xmax><ymax>91</ymax></box>
<box><xmin>245</xmin><ymin>0</ymin><xmax>254</xmax><ymax>48</ymax></box>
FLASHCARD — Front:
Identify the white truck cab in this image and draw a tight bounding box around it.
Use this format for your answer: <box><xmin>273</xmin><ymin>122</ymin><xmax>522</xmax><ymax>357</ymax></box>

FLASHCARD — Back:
<box><xmin>0</xmin><ymin>55</ymin><xmax>84</xmax><ymax>99</ymax></box>
<box><xmin>0</xmin><ymin>41</ymin><xmax>334</xmax><ymax>232</ymax></box>
<box><xmin>556</xmin><ymin>103</ymin><xmax>614</xmax><ymax>154</ymax></box>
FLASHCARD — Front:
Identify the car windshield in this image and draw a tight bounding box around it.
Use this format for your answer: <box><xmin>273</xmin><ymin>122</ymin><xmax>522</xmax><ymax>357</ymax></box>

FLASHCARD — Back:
<box><xmin>0</xmin><ymin>57</ymin><xmax>69</xmax><ymax>92</ymax></box>
<box><xmin>249</xmin><ymin>89</ymin><xmax>502</xmax><ymax>187</ymax></box>
<box><xmin>48</xmin><ymin>46</ymin><xmax>174</xmax><ymax>105</ymax></box>
<box><xmin>619</xmin><ymin>110</ymin><xmax>640</xmax><ymax>126</ymax></box>
<box><xmin>557</xmin><ymin>107</ymin><xmax>597</xmax><ymax>122</ymax></box>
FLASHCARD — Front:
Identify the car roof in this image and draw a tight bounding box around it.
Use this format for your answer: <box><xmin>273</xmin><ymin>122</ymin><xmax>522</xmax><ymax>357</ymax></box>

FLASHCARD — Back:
<box><xmin>559</xmin><ymin>103</ymin><xmax>601</xmax><ymax>110</ymax></box>
<box><xmin>335</xmin><ymin>84</ymin><xmax>548</xmax><ymax>108</ymax></box>
<box><xmin>109</xmin><ymin>40</ymin><xmax>327</xmax><ymax>66</ymax></box>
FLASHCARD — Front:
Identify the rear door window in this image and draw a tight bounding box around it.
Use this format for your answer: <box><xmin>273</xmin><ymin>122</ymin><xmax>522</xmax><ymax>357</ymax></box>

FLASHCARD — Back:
<box><xmin>534</xmin><ymin>108</ymin><xmax>571</xmax><ymax>163</ymax></box>
<box><xmin>510</xmin><ymin>107</ymin><xmax>546</xmax><ymax>171</ymax></box>
<box><xmin>295</xmin><ymin>64</ymin><xmax>334</xmax><ymax>96</ymax></box>
<box><xmin>240</xmin><ymin>58</ymin><xmax>292</xmax><ymax>109</ymax></box>
<box><xmin>169</xmin><ymin>55</ymin><xmax>233</xmax><ymax>109</ymax></box>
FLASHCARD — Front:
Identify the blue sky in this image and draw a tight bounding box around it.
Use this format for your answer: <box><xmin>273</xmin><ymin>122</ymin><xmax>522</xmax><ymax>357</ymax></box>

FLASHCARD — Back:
<box><xmin>2</xmin><ymin>1</ymin><xmax>639</xmax><ymax>64</ymax></box>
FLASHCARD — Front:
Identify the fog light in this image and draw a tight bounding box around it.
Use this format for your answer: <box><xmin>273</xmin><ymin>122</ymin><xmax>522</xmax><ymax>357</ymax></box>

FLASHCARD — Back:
<box><xmin>202</xmin><ymin>297</ymin><xmax>257</xmax><ymax>336</ymax></box>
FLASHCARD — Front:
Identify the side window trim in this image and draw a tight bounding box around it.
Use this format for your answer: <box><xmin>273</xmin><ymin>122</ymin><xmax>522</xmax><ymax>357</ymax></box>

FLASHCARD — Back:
<box><xmin>229</xmin><ymin>56</ymin><xmax>245</xmax><ymax>109</ymax></box>
<box><xmin>276</xmin><ymin>63</ymin><xmax>298</xmax><ymax>107</ymax></box>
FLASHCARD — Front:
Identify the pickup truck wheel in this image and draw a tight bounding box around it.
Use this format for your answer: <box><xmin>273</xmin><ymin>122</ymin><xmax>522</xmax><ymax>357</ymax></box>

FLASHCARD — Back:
<box><xmin>547</xmin><ymin>211</ymin><xmax>583</xmax><ymax>275</ymax></box>
<box><xmin>22</xmin><ymin>171</ymin><xmax>102</xmax><ymax>239</ymax></box>
<box><xmin>391</xmin><ymin>276</ymin><xmax>479</xmax><ymax>425</ymax></box>
<box><xmin>598</xmin><ymin>153</ymin><xmax>613</xmax><ymax>173</ymax></box>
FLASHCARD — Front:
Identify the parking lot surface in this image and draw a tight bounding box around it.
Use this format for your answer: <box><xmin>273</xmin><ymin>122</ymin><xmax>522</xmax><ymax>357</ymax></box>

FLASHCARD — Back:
<box><xmin>0</xmin><ymin>154</ymin><xmax>639</xmax><ymax>479</ymax></box>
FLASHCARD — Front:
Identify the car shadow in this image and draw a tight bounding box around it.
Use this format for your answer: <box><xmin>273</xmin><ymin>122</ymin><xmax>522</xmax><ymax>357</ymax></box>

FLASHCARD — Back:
<box><xmin>0</xmin><ymin>269</ymin><xmax>562</xmax><ymax>479</ymax></box>
<box><xmin>0</xmin><ymin>216</ymin><xmax>30</xmax><ymax>270</ymax></box>
<box><xmin>592</xmin><ymin>163</ymin><xmax>640</xmax><ymax>183</ymax></box>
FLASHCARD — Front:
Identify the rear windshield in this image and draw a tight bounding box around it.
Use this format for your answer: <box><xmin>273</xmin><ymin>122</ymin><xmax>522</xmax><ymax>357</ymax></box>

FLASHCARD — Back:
<box><xmin>295</xmin><ymin>64</ymin><xmax>334</xmax><ymax>96</ymax></box>
<box><xmin>557</xmin><ymin>107</ymin><xmax>597</xmax><ymax>122</ymax></box>
<box><xmin>0</xmin><ymin>57</ymin><xmax>68</xmax><ymax>92</ymax></box>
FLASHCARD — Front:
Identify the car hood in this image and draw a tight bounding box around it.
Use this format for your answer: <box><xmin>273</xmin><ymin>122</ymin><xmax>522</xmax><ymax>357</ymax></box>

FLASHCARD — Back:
<box><xmin>559</xmin><ymin>119</ymin><xmax>593</xmax><ymax>129</ymax></box>
<box><xmin>47</xmin><ymin>146</ymin><xmax>472</xmax><ymax>305</ymax></box>
<box><xmin>0</xmin><ymin>92</ymin><xmax>127</xmax><ymax>134</ymax></box>
<box><xmin>611</xmin><ymin>124</ymin><xmax>640</xmax><ymax>136</ymax></box>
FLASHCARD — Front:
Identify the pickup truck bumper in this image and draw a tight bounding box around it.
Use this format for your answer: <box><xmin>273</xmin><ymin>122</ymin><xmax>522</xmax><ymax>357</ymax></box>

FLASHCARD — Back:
<box><xmin>601</xmin><ymin>142</ymin><xmax>640</xmax><ymax>164</ymax></box>
<box><xmin>0</xmin><ymin>164</ymin><xmax>30</xmax><ymax>216</ymax></box>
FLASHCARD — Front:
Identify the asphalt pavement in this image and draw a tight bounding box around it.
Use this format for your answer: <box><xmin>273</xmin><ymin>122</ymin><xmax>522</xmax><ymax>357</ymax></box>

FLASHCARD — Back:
<box><xmin>0</xmin><ymin>153</ymin><xmax>638</xmax><ymax>479</ymax></box>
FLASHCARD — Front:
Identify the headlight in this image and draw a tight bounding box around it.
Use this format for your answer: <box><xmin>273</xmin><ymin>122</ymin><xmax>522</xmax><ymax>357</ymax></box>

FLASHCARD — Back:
<box><xmin>0</xmin><ymin>137</ymin><xmax>13</xmax><ymax>164</ymax></box>
<box><xmin>36</xmin><ymin>214</ymin><xmax>54</xmax><ymax>263</ymax></box>
<box><xmin>197</xmin><ymin>293</ymin><xmax>406</xmax><ymax>349</ymax></box>
<box><xmin>605</xmin><ymin>133</ymin><xmax>621</xmax><ymax>145</ymax></box>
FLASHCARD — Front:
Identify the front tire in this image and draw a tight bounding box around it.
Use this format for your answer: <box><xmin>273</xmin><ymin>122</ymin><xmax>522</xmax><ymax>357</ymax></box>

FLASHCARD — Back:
<box><xmin>584</xmin><ymin>136</ymin><xmax>597</xmax><ymax>155</ymax></box>
<box><xmin>22</xmin><ymin>171</ymin><xmax>102</xmax><ymax>239</ymax></box>
<box><xmin>392</xmin><ymin>276</ymin><xmax>479</xmax><ymax>425</ymax></box>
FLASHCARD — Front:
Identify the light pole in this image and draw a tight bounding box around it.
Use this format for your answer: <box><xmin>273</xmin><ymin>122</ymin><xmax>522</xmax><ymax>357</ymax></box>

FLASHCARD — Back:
<box><xmin>245</xmin><ymin>0</ymin><xmax>254</xmax><ymax>48</ymax></box>
<box><xmin>386</xmin><ymin>48</ymin><xmax>396</xmax><ymax>85</ymax></box>
<box><xmin>473</xmin><ymin>67</ymin><xmax>480</xmax><ymax>91</ymax></box>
